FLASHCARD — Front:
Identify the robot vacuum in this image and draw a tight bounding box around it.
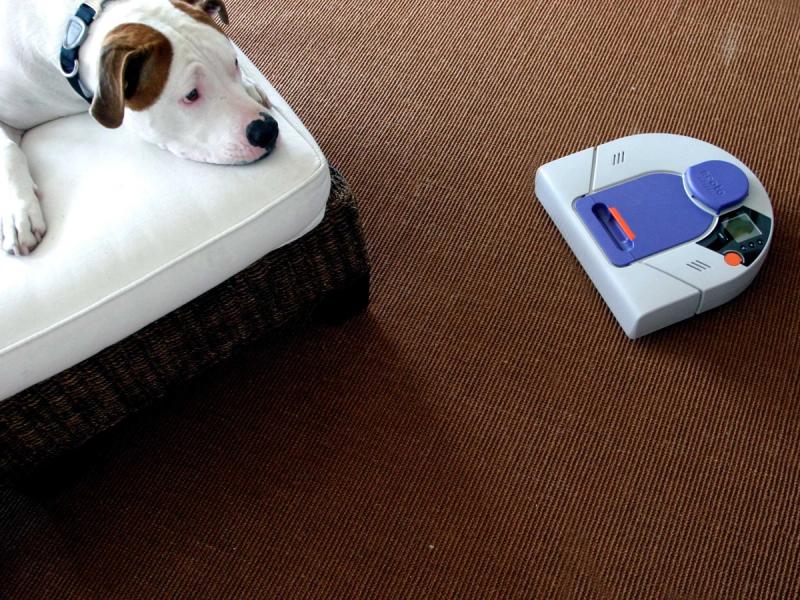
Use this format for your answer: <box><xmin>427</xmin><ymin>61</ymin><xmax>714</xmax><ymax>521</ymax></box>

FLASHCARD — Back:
<box><xmin>535</xmin><ymin>134</ymin><xmax>773</xmax><ymax>338</ymax></box>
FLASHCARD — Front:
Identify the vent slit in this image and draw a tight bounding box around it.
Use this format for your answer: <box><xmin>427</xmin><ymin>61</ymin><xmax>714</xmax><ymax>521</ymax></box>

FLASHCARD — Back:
<box><xmin>687</xmin><ymin>260</ymin><xmax>711</xmax><ymax>272</ymax></box>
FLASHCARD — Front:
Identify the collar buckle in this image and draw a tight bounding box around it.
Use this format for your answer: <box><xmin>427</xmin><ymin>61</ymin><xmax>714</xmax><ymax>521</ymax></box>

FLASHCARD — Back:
<box><xmin>63</xmin><ymin>15</ymin><xmax>89</xmax><ymax>50</ymax></box>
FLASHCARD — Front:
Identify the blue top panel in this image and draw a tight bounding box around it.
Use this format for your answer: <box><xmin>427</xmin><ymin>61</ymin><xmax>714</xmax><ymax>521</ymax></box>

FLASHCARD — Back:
<box><xmin>684</xmin><ymin>160</ymin><xmax>749</xmax><ymax>215</ymax></box>
<box><xmin>575</xmin><ymin>173</ymin><xmax>715</xmax><ymax>267</ymax></box>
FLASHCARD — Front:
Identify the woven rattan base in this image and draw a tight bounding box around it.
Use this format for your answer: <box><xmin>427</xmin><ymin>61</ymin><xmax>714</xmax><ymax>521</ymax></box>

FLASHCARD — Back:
<box><xmin>0</xmin><ymin>167</ymin><xmax>369</xmax><ymax>475</ymax></box>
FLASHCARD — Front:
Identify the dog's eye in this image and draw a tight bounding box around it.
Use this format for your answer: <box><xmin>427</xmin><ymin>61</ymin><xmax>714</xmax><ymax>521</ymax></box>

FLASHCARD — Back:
<box><xmin>184</xmin><ymin>89</ymin><xmax>199</xmax><ymax>103</ymax></box>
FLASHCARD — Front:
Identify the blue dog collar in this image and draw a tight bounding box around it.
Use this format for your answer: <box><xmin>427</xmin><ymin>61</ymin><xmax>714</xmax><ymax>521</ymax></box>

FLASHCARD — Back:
<box><xmin>59</xmin><ymin>1</ymin><xmax>107</xmax><ymax>102</ymax></box>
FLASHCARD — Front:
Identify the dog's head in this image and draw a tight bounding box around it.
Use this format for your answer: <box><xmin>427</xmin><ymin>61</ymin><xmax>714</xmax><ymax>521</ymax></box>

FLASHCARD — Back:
<box><xmin>89</xmin><ymin>0</ymin><xmax>276</xmax><ymax>165</ymax></box>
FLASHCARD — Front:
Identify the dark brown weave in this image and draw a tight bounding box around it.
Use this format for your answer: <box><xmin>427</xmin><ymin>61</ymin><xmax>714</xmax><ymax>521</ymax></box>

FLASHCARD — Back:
<box><xmin>2</xmin><ymin>0</ymin><xmax>800</xmax><ymax>598</ymax></box>
<box><xmin>0</xmin><ymin>167</ymin><xmax>369</xmax><ymax>474</ymax></box>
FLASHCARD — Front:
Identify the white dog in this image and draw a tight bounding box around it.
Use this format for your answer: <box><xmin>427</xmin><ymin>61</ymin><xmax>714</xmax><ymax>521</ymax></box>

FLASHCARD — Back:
<box><xmin>0</xmin><ymin>0</ymin><xmax>277</xmax><ymax>256</ymax></box>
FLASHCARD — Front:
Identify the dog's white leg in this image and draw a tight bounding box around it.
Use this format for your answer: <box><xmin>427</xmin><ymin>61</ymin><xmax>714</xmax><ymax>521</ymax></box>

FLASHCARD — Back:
<box><xmin>0</xmin><ymin>122</ymin><xmax>46</xmax><ymax>256</ymax></box>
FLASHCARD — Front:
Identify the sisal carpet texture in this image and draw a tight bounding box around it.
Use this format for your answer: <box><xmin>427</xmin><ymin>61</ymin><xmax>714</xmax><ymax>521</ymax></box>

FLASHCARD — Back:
<box><xmin>3</xmin><ymin>0</ymin><xmax>800</xmax><ymax>598</ymax></box>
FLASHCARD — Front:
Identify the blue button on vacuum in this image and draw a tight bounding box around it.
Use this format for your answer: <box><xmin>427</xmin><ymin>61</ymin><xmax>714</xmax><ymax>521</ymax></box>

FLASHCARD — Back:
<box><xmin>684</xmin><ymin>160</ymin><xmax>749</xmax><ymax>214</ymax></box>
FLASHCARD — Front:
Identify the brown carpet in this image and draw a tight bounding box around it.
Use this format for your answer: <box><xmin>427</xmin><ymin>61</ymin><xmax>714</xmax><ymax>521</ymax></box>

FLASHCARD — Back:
<box><xmin>3</xmin><ymin>0</ymin><xmax>800</xmax><ymax>597</ymax></box>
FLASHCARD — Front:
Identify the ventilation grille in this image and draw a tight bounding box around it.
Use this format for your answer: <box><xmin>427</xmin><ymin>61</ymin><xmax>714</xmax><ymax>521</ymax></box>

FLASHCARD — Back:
<box><xmin>687</xmin><ymin>260</ymin><xmax>711</xmax><ymax>272</ymax></box>
<box><xmin>612</xmin><ymin>151</ymin><xmax>625</xmax><ymax>166</ymax></box>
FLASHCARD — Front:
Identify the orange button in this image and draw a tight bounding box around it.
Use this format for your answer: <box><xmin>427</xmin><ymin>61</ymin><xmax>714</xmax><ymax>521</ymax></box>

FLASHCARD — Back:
<box><xmin>724</xmin><ymin>252</ymin><xmax>743</xmax><ymax>266</ymax></box>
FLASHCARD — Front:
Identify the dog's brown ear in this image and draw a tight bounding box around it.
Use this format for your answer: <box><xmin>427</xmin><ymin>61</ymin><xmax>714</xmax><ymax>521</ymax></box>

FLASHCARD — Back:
<box><xmin>183</xmin><ymin>0</ymin><xmax>229</xmax><ymax>24</ymax></box>
<box><xmin>90</xmin><ymin>23</ymin><xmax>173</xmax><ymax>129</ymax></box>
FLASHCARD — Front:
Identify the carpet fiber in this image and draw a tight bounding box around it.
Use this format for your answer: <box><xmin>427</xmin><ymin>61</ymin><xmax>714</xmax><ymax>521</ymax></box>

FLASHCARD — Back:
<box><xmin>3</xmin><ymin>0</ymin><xmax>800</xmax><ymax>597</ymax></box>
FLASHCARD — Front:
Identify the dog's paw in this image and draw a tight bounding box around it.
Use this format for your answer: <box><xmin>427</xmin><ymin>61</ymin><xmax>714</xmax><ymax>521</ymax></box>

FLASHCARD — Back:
<box><xmin>1</xmin><ymin>185</ymin><xmax>46</xmax><ymax>256</ymax></box>
<box><xmin>242</xmin><ymin>76</ymin><xmax>271</xmax><ymax>108</ymax></box>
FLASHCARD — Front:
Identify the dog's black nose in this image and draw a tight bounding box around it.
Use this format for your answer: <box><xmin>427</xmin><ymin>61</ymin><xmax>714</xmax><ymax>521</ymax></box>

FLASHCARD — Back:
<box><xmin>246</xmin><ymin>114</ymin><xmax>279</xmax><ymax>152</ymax></box>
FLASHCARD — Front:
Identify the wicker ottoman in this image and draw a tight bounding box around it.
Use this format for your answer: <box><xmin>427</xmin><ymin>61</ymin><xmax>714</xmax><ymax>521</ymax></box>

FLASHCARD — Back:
<box><xmin>0</xmin><ymin>167</ymin><xmax>368</xmax><ymax>475</ymax></box>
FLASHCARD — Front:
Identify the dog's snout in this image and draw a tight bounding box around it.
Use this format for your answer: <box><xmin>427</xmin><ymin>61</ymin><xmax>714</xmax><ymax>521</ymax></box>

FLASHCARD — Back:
<box><xmin>246</xmin><ymin>114</ymin><xmax>279</xmax><ymax>152</ymax></box>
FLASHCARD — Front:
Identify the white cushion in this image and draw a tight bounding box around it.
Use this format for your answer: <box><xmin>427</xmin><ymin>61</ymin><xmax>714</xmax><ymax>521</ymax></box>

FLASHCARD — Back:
<box><xmin>0</xmin><ymin>53</ymin><xmax>329</xmax><ymax>401</ymax></box>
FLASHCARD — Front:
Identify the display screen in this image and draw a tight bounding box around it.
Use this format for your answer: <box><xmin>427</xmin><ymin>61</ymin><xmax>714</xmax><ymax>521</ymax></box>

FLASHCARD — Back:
<box><xmin>722</xmin><ymin>214</ymin><xmax>762</xmax><ymax>242</ymax></box>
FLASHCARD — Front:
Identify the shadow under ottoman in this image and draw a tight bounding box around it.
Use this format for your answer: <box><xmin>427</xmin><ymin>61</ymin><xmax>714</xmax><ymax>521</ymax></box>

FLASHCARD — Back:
<box><xmin>0</xmin><ymin>167</ymin><xmax>369</xmax><ymax>475</ymax></box>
